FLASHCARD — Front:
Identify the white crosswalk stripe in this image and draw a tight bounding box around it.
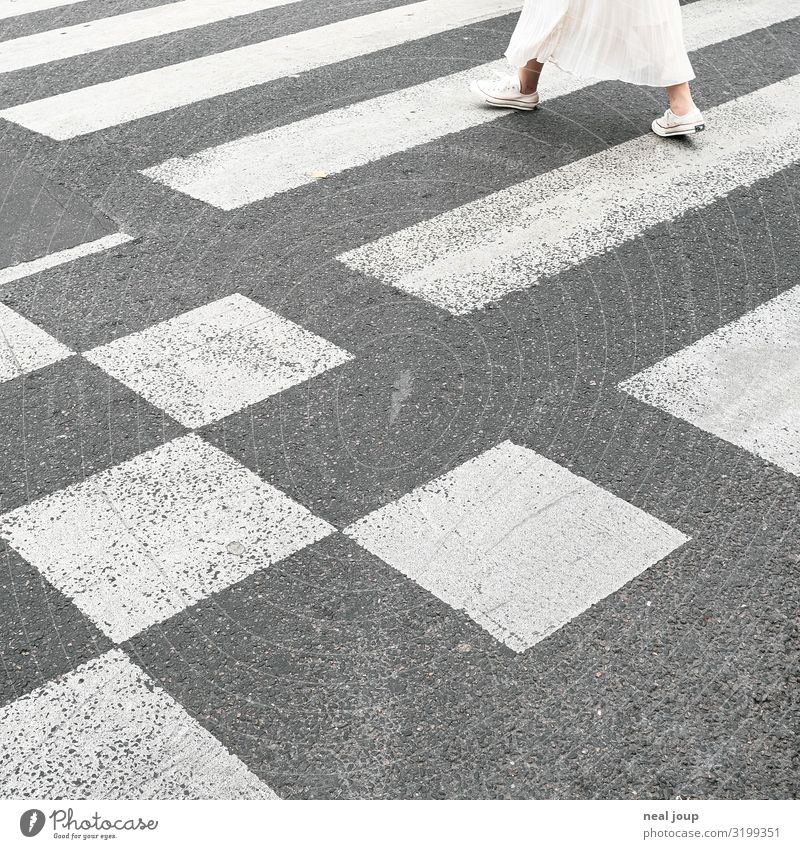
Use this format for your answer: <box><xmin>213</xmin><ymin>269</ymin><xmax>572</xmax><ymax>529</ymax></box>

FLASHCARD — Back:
<box><xmin>140</xmin><ymin>0</ymin><xmax>797</xmax><ymax>208</ymax></box>
<box><xmin>142</xmin><ymin>58</ymin><xmax>510</xmax><ymax>209</ymax></box>
<box><xmin>0</xmin><ymin>0</ymin><xmax>518</xmax><ymax>139</ymax></box>
<box><xmin>0</xmin><ymin>649</ymin><xmax>277</xmax><ymax>798</ymax></box>
<box><xmin>0</xmin><ymin>300</ymin><xmax>73</xmax><ymax>382</ymax></box>
<box><xmin>345</xmin><ymin>441</ymin><xmax>689</xmax><ymax>652</ymax></box>
<box><xmin>0</xmin><ymin>0</ymin><xmax>800</xmax><ymax>799</ymax></box>
<box><xmin>0</xmin><ymin>0</ymin><xmax>798</xmax><ymax>799</ymax></box>
<box><xmin>0</xmin><ymin>232</ymin><xmax>133</xmax><ymax>286</ymax></box>
<box><xmin>0</xmin><ymin>0</ymin><xmax>88</xmax><ymax>20</ymax></box>
<box><xmin>620</xmin><ymin>285</ymin><xmax>800</xmax><ymax>477</ymax></box>
<box><xmin>0</xmin><ymin>0</ymin><xmax>300</xmax><ymax>74</ymax></box>
<box><xmin>83</xmin><ymin>293</ymin><xmax>354</xmax><ymax>429</ymax></box>
<box><xmin>337</xmin><ymin>74</ymin><xmax>800</xmax><ymax>315</ymax></box>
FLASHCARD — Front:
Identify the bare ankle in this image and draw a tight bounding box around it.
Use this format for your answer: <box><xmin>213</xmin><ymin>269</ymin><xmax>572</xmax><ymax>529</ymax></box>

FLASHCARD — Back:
<box><xmin>518</xmin><ymin>74</ymin><xmax>537</xmax><ymax>95</ymax></box>
<box><xmin>669</xmin><ymin>100</ymin><xmax>696</xmax><ymax>116</ymax></box>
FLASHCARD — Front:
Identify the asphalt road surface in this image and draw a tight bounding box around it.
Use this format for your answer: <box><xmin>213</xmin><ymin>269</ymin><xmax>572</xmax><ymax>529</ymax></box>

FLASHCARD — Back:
<box><xmin>0</xmin><ymin>0</ymin><xmax>798</xmax><ymax>800</ymax></box>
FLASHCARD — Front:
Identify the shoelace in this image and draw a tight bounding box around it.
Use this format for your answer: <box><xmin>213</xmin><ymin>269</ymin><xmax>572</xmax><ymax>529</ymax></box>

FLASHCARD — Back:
<box><xmin>666</xmin><ymin>108</ymin><xmax>699</xmax><ymax>124</ymax></box>
<box><xmin>488</xmin><ymin>68</ymin><xmax>521</xmax><ymax>94</ymax></box>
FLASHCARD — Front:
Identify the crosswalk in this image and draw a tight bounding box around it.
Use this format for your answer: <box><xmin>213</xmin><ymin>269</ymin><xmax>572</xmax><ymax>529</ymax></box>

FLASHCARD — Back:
<box><xmin>83</xmin><ymin>293</ymin><xmax>355</xmax><ymax>428</ymax></box>
<box><xmin>0</xmin><ymin>231</ymin><xmax>133</xmax><ymax>286</ymax></box>
<box><xmin>140</xmin><ymin>0</ymin><xmax>797</xmax><ymax>208</ymax></box>
<box><xmin>620</xmin><ymin>285</ymin><xmax>800</xmax><ymax>478</ymax></box>
<box><xmin>0</xmin><ymin>0</ymin><xmax>89</xmax><ymax>20</ymax></box>
<box><xmin>0</xmin><ymin>0</ymin><xmax>518</xmax><ymax>138</ymax></box>
<box><xmin>0</xmin><ymin>0</ymin><xmax>799</xmax><ymax>800</ymax></box>
<box><xmin>0</xmin><ymin>648</ymin><xmax>276</xmax><ymax>798</ymax></box>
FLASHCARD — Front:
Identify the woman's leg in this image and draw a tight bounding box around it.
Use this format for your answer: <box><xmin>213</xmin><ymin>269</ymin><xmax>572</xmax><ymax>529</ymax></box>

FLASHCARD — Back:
<box><xmin>519</xmin><ymin>59</ymin><xmax>544</xmax><ymax>95</ymax></box>
<box><xmin>666</xmin><ymin>82</ymin><xmax>697</xmax><ymax>116</ymax></box>
<box><xmin>652</xmin><ymin>80</ymin><xmax>704</xmax><ymax>137</ymax></box>
<box><xmin>470</xmin><ymin>58</ymin><xmax>542</xmax><ymax>110</ymax></box>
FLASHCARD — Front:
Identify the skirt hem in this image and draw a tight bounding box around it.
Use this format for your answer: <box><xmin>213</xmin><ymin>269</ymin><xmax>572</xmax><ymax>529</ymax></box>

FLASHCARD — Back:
<box><xmin>504</xmin><ymin>50</ymin><xmax>695</xmax><ymax>88</ymax></box>
<box><xmin>504</xmin><ymin>0</ymin><xmax>695</xmax><ymax>89</ymax></box>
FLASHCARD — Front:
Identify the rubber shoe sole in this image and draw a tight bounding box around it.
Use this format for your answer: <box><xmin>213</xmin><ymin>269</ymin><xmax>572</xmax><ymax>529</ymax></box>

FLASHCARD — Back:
<box><xmin>652</xmin><ymin>118</ymin><xmax>706</xmax><ymax>137</ymax></box>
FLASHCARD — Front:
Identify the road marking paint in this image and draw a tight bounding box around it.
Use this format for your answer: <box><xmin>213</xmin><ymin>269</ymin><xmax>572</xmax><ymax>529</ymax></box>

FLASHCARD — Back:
<box><xmin>0</xmin><ymin>300</ymin><xmax>73</xmax><ymax>382</ymax></box>
<box><xmin>0</xmin><ymin>0</ymin><xmax>518</xmax><ymax>139</ymax></box>
<box><xmin>83</xmin><ymin>292</ymin><xmax>353</xmax><ymax>428</ymax></box>
<box><xmin>0</xmin><ymin>649</ymin><xmax>278</xmax><ymax>798</ymax></box>
<box><xmin>0</xmin><ymin>434</ymin><xmax>336</xmax><ymax>642</ymax></box>
<box><xmin>338</xmin><ymin>74</ymin><xmax>800</xmax><ymax>314</ymax></box>
<box><xmin>620</xmin><ymin>285</ymin><xmax>800</xmax><ymax>477</ymax></box>
<box><xmin>0</xmin><ymin>231</ymin><xmax>133</xmax><ymax>286</ymax></box>
<box><xmin>345</xmin><ymin>441</ymin><xmax>688</xmax><ymax>652</ymax></box>
<box><xmin>0</xmin><ymin>0</ymin><xmax>300</xmax><ymax>74</ymax></box>
<box><xmin>140</xmin><ymin>0</ymin><xmax>799</xmax><ymax>208</ymax></box>
<box><xmin>0</xmin><ymin>0</ymin><xmax>89</xmax><ymax>21</ymax></box>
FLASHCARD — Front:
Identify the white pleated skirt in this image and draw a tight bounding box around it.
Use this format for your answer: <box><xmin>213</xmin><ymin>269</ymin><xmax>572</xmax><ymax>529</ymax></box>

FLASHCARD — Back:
<box><xmin>505</xmin><ymin>0</ymin><xmax>695</xmax><ymax>87</ymax></box>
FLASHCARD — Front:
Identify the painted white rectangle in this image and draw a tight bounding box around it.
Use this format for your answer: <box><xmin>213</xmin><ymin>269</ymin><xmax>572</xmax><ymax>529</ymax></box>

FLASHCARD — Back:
<box><xmin>141</xmin><ymin>58</ymin><xmax>513</xmax><ymax>208</ymax></box>
<box><xmin>620</xmin><ymin>285</ymin><xmax>800</xmax><ymax>477</ymax></box>
<box><xmin>345</xmin><ymin>441</ymin><xmax>688</xmax><ymax>652</ymax></box>
<box><xmin>141</xmin><ymin>0</ymin><xmax>798</xmax><ymax>209</ymax></box>
<box><xmin>0</xmin><ymin>649</ymin><xmax>277</xmax><ymax>798</ymax></box>
<box><xmin>0</xmin><ymin>434</ymin><xmax>335</xmax><ymax>642</ymax></box>
<box><xmin>0</xmin><ymin>231</ymin><xmax>133</xmax><ymax>286</ymax></box>
<box><xmin>0</xmin><ymin>300</ymin><xmax>72</xmax><ymax>381</ymax></box>
<box><xmin>0</xmin><ymin>0</ymin><xmax>88</xmax><ymax>21</ymax></box>
<box><xmin>84</xmin><ymin>293</ymin><xmax>353</xmax><ymax>428</ymax></box>
<box><xmin>338</xmin><ymin>74</ymin><xmax>800</xmax><ymax>315</ymax></box>
<box><xmin>0</xmin><ymin>0</ymin><xmax>300</xmax><ymax>74</ymax></box>
<box><xmin>0</xmin><ymin>0</ymin><xmax>519</xmax><ymax>139</ymax></box>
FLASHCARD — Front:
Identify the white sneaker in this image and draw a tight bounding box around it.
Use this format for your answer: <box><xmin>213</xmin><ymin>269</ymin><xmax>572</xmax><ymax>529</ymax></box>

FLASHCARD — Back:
<box><xmin>470</xmin><ymin>74</ymin><xmax>540</xmax><ymax>111</ymax></box>
<box><xmin>652</xmin><ymin>107</ymin><xmax>706</xmax><ymax>137</ymax></box>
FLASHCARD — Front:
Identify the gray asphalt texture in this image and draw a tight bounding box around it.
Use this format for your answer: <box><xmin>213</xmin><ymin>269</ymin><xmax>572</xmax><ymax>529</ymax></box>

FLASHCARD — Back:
<box><xmin>0</xmin><ymin>0</ymin><xmax>798</xmax><ymax>799</ymax></box>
